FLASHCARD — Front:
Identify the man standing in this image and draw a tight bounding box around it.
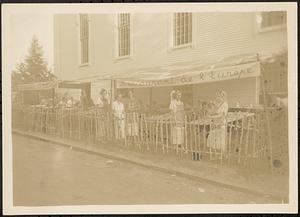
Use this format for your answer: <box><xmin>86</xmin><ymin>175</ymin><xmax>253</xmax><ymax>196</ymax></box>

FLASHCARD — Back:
<box><xmin>80</xmin><ymin>90</ymin><xmax>88</xmax><ymax>110</ymax></box>
<box><xmin>81</xmin><ymin>90</ymin><xmax>94</xmax><ymax>110</ymax></box>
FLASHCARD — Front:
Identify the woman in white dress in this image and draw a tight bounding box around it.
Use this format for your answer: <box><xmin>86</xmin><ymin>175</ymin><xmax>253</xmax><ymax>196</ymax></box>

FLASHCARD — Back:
<box><xmin>207</xmin><ymin>90</ymin><xmax>229</xmax><ymax>152</ymax></box>
<box><xmin>112</xmin><ymin>93</ymin><xmax>125</xmax><ymax>141</ymax></box>
<box><xmin>169</xmin><ymin>90</ymin><xmax>185</xmax><ymax>152</ymax></box>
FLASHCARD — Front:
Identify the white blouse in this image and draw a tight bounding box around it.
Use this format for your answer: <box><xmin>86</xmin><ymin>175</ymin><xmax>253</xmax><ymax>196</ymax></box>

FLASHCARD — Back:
<box><xmin>217</xmin><ymin>101</ymin><xmax>229</xmax><ymax>116</ymax></box>
<box><xmin>112</xmin><ymin>100</ymin><xmax>125</xmax><ymax>119</ymax></box>
<box><xmin>169</xmin><ymin>99</ymin><xmax>184</xmax><ymax>113</ymax></box>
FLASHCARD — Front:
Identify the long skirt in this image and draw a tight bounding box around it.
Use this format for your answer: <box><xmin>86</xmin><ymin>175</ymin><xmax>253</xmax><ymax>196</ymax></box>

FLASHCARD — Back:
<box><xmin>114</xmin><ymin>118</ymin><xmax>125</xmax><ymax>139</ymax></box>
<box><xmin>127</xmin><ymin>122</ymin><xmax>139</xmax><ymax>136</ymax></box>
<box><xmin>207</xmin><ymin>125</ymin><xmax>226</xmax><ymax>151</ymax></box>
<box><xmin>96</xmin><ymin>118</ymin><xmax>106</xmax><ymax>140</ymax></box>
<box><xmin>172</xmin><ymin>126</ymin><xmax>185</xmax><ymax>145</ymax></box>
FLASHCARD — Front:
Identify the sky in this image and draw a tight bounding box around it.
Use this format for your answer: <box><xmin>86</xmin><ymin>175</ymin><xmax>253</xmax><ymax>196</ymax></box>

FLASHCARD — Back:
<box><xmin>8</xmin><ymin>13</ymin><xmax>53</xmax><ymax>74</ymax></box>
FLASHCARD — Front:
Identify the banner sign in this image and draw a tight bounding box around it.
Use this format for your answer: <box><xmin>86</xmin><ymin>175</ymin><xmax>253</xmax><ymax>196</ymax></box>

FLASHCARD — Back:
<box><xmin>117</xmin><ymin>62</ymin><xmax>260</xmax><ymax>88</ymax></box>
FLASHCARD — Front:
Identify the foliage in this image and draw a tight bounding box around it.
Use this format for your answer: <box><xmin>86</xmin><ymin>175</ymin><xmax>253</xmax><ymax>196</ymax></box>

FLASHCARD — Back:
<box><xmin>11</xmin><ymin>36</ymin><xmax>55</xmax><ymax>90</ymax></box>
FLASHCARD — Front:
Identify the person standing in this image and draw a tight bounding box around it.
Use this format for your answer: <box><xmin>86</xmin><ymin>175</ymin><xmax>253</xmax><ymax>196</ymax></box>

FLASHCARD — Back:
<box><xmin>79</xmin><ymin>90</ymin><xmax>95</xmax><ymax>140</ymax></box>
<box><xmin>207</xmin><ymin>90</ymin><xmax>229</xmax><ymax>152</ymax></box>
<box><xmin>169</xmin><ymin>90</ymin><xmax>185</xmax><ymax>153</ymax></box>
<box><xmin>112</xmin><ymin>93</ymin><xmax>126</xmax><ymax>143</ymax></box>
<box><xmin>80</xmin><ymin>90</ymin><xmax>94</xmax><ymax>110</ymax></box>
<box><xmin>125</xmin><ymin>90</ymin><xmax>140</xmax><ymax>141</ymax></box>
<box><xmin>66</xmin><ymin>97</ymin><xmax>74</xmax><ymax>108</ymax></box>
<box><xmin>95</xmin><ymin>89</ymin><xmax>111</xmax><ymax>140</ymax></box>
<box><xmin>57</xmin><ymin>96</ymin><xmax>67</xmax><ymax>109</ymax></box>
<box><xmin>202</xmin><ymin>102</ymin><xmax>209</xmax><ymax>118</ymax></box>
<box><xmin>96</xmin><ymin>89</ymin><xmax>110</xmax><ymax>111</ymax></box>
<box><xmin>126</xmin><ymin>90</ymin><xmax>140</xmax><ymax>112</ymax></box>
<box><xmin>80</xmin><ymin>90</ymin><xmax>88</xmax><ymax>110</ymax></box>
<box><xmin>87</xmin><ymin>95</ymin><xmax>95</xmax><ymax>110</ymax></box>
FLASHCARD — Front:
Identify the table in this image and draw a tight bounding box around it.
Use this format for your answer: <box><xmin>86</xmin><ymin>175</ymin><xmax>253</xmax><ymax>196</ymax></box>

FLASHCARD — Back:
<box><xmin>189</xmin><ymin>112</ymin><xmax>255</xmax><ymax>125</ymax></box>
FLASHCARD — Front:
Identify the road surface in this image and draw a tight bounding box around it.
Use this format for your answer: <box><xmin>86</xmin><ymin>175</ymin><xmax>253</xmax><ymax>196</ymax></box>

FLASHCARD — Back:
<box><xmin>13</xmin><ymin>134</ymin><xmax>276</xmax><ymax>206</ymax></box>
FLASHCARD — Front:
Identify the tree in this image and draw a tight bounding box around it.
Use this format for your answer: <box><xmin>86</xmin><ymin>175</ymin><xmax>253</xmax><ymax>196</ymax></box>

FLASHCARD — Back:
<box><xmin>11</xmin><ymin>36</ymin><xmax>55</xmax><ymax>89</ymax></box>
<box><xmin>11</xmin><ymin>62</ymin><xmax>27</xmax><ymax>91</ymax></box>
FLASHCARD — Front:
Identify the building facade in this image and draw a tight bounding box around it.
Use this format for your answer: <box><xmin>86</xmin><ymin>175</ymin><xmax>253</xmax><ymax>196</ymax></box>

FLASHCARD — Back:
<box><xmin>53</xmin><ymin>12</ymin><xmax>287</xmax><ymax>107</ymax></box>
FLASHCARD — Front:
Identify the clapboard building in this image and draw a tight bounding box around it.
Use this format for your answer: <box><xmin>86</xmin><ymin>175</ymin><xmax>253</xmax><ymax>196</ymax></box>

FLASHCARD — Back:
<box><xmin>53</xmin><ymin>12</ymin><xmax>287</xmax><ymax>108</ymax></box>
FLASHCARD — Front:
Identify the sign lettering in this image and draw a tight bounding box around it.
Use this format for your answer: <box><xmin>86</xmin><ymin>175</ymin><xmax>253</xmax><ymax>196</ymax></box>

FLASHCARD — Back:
<box><xmin>117</xmin><ymin>62</ymin><xmax>260</xmax><ymax>88</ymax></box>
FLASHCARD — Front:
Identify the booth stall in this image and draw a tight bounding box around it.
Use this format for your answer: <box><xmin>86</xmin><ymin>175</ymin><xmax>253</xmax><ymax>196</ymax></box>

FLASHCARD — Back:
<box><xmin>115</xmin><ymin>53</ymin><xmax>262</xmax><ymax>112</ymax></box>
<box><xmin>12</xmin><ymin>50</ymin><xmax>287</xmax><ymax>171</ymax></box>
<box><xmin>58</xmin><ymin>77</ymin><xmax>114</xmax><ymax>108</ymax></box>
<box><xmin>108</xmin><ymin>52</ymin><xmax>279</xmax><ymax>169</ymax></box>
<box><xmin>58</xmin><ymin>80</ymin><xmax>91</xmax><ymax>100</ymax></box>
<box><xmin>17</xmin><ymin>80</ymin><xmax>57</xmax><ymax>105</ymax></box>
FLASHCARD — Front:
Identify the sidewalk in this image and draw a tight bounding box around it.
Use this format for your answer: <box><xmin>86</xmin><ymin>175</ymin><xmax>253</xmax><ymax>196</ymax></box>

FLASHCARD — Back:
<box><xmin>12</xmin><ymin>129</ymin><xmax>289</xmax><ymax>203</ymax></box>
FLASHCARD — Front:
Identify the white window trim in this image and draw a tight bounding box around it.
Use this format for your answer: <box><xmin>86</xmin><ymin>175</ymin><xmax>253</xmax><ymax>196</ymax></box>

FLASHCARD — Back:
<box><xmin>254</xmin><ymin>12</ymin><xmax>287</xmax><ymax>35</ymax></box>
<box><xmin>168</xmin><ymin>12</ymin><xmax>194</xmax><ymax>51</ymax></box>
<box><xmin>77</xmin><ymin>14</ymin><xmax>91</xmax><ymax>67</ymax></box>
<box><xmin>114</xmin><ymin>13</ymin><xmax>132</xmax><ymax>61</ymax></box>
<box><xmin>171</xmin><ymin>43</ymin><xmax>193</xmax><ymax>50</ymax></box>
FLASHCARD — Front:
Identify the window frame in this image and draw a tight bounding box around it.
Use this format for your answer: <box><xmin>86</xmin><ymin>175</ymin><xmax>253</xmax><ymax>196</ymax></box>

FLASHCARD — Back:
<box><xmin>171</xmin><ymin>12</ymin><xmax>193</xmax><ymax>49</ymax></box>
<box><xmin>255</xmin><ymin>11</ymin><xmax>287</xmax><ymax>34</ymax></box>
<box><xmin>77</xmin><ymin>13</ymin><xmax>91</xmax><ymax>67</ymax></box>
<box><xmin>115</xmin><ymin>13</ymin><xmax>131</xmax><ymax>60</ymax></box>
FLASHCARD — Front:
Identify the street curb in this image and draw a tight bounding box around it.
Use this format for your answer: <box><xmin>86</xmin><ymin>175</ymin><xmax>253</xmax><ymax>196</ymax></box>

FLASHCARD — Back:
<box><xmin>13</xmin><ymin>129</ymin><xmax>287</xmax><ymax>203</ymax></box>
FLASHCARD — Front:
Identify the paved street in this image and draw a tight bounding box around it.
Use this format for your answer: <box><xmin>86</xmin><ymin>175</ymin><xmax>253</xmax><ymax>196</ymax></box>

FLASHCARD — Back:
<box><xmin>13</xmin><ymin>134</ymin><xmax>277</xmax><ymax>206</ymax></box>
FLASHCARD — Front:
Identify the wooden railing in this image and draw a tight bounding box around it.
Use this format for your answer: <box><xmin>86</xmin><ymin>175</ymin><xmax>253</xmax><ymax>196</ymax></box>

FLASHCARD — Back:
<box><xmin>12</xmin><ymin>105</ymin><xmax>286</xmax><ymax>169</ymax></box>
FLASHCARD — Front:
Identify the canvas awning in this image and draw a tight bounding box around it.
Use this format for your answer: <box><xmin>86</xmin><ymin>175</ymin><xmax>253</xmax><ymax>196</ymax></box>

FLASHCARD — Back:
<box><xmin>115</xmin><ymin>53</ymin><xmax>261</xmax><ymax>89</ymax></box>
<box><xmin>114</xmin><ymin>48</ymin><xmax>287</xmax><ymax>89</ymax></box>
<box><xmin>17</xmin><ymin>80</ymin><xmax>57</xmax><ymax>91</ymax></box>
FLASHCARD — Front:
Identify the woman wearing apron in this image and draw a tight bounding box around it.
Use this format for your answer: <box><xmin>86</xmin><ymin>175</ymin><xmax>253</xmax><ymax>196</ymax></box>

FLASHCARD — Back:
<box><xmin>169</xmin><ymin>90</ymin><xmax>185</xmax><ymax>153</ymax></box>
<box><xmin>207</xmin><ymin>90</ymin><xmax>229</xmax><ymax>152</ymax></box>
<box><xmin>112</xmin><ymin>93</ymin><xmax>125</xmax><ymax>143</ymax></box>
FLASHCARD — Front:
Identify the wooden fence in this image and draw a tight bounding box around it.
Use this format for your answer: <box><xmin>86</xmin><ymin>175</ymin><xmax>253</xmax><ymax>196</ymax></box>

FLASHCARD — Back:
<box><xmin>12</xmin><ymin>105</ymin><xmax>283</xmax><ymax>169</ymax></box>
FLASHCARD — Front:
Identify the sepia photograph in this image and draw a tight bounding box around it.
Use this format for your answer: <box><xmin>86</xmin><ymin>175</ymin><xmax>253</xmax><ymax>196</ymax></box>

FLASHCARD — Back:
<box><xmin>2</xmin><ymin>2</ymin><xmax>298</xmax><ymax>215</ymax></box>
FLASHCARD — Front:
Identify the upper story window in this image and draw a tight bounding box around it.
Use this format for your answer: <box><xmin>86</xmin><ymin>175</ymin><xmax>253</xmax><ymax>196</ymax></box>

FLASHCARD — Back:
<box><xmin>173</xmin><ymin>13</ymin><xmax>192</xmax><ymax>47</ymax></box>
<box><xmin>118</xmin><ymin>13</ymin><xmax>130</xmax><ymax>57</ymax></box>
<box><xmin>79</xmin><ymin>14</ymin><xmax>89</xmax><ymax>65</ymax></box>
<box><xmin>257</xmin><ymin>11</ymin><xmax>286</xmax><ymax>32</ymax></box>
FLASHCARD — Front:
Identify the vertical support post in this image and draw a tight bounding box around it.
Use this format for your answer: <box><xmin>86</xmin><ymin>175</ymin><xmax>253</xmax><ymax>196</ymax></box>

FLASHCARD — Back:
<box><xmin>111</xmin><ymin>79</ymin><xmax>115</xmax><ymax>106</ymax></box>
<box><xmin>255</xmin><ymin>76</ymin><xmax>260</xmax><ymax>105</ymax></box>
<box><xmin>149</xmin><ymin>87</ymin><xmax>153</xmax><ymax>112</ymax></box>
<box><xmin>257</xmin><ymin>53</ymin><xmax>274</xmax><ymax>173</ymax></box>
<box><xmin>52</xmin><ymin>87</ymin><xmax>55</xmax><ymax>108</ymax></box>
